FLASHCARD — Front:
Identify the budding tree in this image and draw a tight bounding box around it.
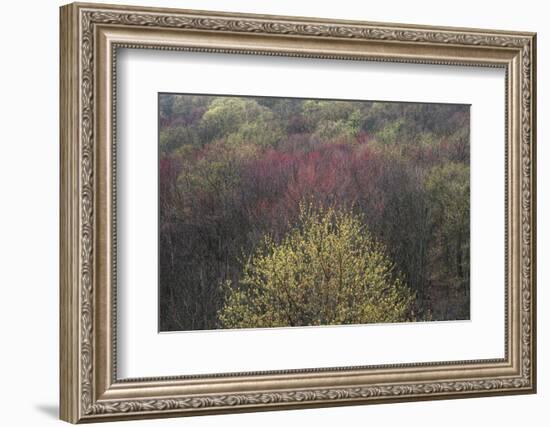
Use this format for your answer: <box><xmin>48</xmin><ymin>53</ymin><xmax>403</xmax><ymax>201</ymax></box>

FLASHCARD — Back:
<box><xmin>218</xmin><ymin>204</ymin><xmax>414</xmax><ymax>328</ymax></box>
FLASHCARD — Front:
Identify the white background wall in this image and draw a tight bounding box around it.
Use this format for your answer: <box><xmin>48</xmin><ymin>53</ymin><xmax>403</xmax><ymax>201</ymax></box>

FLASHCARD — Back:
<box><xmin>0</xmin><ymin>0</ymin><xmax>545</xmax><ymax>426</ymax></box>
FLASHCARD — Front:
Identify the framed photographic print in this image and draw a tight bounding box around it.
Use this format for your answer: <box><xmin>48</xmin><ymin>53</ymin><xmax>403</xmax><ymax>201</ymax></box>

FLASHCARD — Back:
<box><xmin>59</xmin><ymin>2</ymin><xmax>537</xmax><ymax>423</ymax></box>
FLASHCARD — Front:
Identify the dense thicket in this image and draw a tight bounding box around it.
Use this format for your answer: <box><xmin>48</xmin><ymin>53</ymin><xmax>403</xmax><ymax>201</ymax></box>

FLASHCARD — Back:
<box><xmin>159</xmin><ymin>94</ymin><xmax>470</xmax><ymax>331</ymax></box>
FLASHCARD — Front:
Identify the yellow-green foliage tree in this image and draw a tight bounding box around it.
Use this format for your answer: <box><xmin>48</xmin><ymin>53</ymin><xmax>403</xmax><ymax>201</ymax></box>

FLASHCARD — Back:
<box><xmin>218</xmin><ymin>204</ymin><xmax>415</xmax><ymax>328</ymax></box>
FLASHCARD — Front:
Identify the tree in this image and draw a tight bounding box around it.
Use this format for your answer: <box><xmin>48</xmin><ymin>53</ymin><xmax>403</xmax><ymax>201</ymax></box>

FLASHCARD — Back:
<box><xmin>218</xmin><ymin>204</ymin><xmax>415</xmax><ymax>328</ymax></box>
<box><xmin>199</xmin><ymin>97</ymin><xmax>278</xmax><ymax>143</ymax></box>
<box><xmin>425</xmin><ymin>162</ymin><xmax>470</xmax><ymax>319</ymax></box>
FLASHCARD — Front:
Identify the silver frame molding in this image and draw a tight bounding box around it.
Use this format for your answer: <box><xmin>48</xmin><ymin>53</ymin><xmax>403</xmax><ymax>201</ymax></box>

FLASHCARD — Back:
<box><xmin>60</xmin><ymin>2</ymin><xmax>537</xmax><ymax>423</ymax></box>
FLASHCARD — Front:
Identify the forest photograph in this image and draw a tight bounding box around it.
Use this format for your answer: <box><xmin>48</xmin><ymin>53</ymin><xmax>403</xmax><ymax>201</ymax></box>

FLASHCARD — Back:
<box><xmin>158</xmin><ymin>93</ymin><xmax>470</xmax><ymax>332</ymax></box>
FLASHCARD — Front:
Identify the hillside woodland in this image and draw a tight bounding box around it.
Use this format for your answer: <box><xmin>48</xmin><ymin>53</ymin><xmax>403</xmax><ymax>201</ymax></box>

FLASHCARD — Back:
<box><xmin>158</xmin><ymin>94</ymin><xmax>470</xmax><ymax>331</ymax></box>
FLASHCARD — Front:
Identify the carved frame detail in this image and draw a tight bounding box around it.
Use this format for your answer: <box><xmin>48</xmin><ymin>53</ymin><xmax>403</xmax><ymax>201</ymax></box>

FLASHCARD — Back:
<box><xmin>60</xmin><ymin>2</ymin><xmax>536</xmax><ymax>423</ymax></box>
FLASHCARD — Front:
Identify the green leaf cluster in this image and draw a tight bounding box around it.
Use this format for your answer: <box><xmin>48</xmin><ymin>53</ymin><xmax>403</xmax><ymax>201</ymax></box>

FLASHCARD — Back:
<box><xmin>218</xmin><ymin>203</ymin><xmax>415</xmax><ymax>328</ymax></box>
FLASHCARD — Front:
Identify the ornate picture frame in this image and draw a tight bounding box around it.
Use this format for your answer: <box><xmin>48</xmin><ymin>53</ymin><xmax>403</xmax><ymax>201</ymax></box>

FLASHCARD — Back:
<box><xmin>60</xmin><ymin>2</ymin><xmax>536</xmax><ymax>423</ymax></box>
